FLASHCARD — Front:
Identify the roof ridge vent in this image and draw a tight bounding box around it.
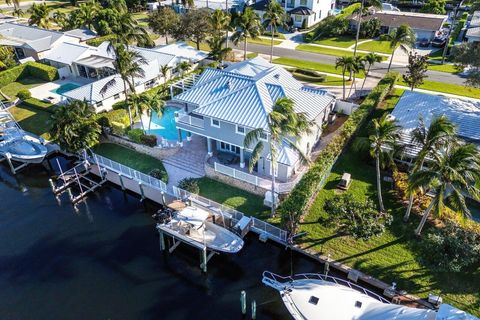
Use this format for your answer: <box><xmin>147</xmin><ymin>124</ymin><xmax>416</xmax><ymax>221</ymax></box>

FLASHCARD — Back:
<box><xmin>226</xmin><ymin>80</ymin><xmax>231</xmax><ymax>89</ymax></box>
<box><xmin>274</xmin><ymin>73</ymin><xmax>280</xmax><ymax>79</ymax></box>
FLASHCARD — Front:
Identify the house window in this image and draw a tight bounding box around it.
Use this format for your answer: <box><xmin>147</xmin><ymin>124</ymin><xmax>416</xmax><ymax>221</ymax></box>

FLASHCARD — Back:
<box><xmin>295</xmin><ymin>15</ymin><xmax>303</xmax><ymax>22</ymax></box>
<box><xmin>236</xmin><ymin>125</ymin><xmax>245</xmax><ymax>135</ymax></box>
<box><xmin>300</xmin><ymin>0</ymin><xmax>307</xmax><ymax>6</ymax></box>
<box><xmin>95</xmin><ymin>101</ymin><xmax>103</xmax><ymax>108</ymax></box>
<box><xmin>314</xmin><ymin>12</ymin><xmax>317</xmax><ymax>20</ymax></box>
<box><xmin>220</xmin><ymin>142</ymin><xmax>240</xmax><ymax>154</ymax></box>
<box><xmin>287</xmin><ymin>0</ymin><xmax>294</xmax><ymax>8</ymax></box>
<box><xmin>211</xmin><ymin>119</ymin><xmax>220</xmax><ymax>128</ymax></box>
<box><xmin>113</xmin><ymin>93</ymin><xmax>120</xmax><ymax>100</ymax></box>
<box><xmin>259</xmin><ymin>132</ymin><xmax>268</xmax><ymax>141</ymax></box>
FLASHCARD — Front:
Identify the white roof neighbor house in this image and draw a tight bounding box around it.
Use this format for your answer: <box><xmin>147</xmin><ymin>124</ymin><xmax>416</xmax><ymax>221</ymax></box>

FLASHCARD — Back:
<box><xmin>391</xmin><ymin>91</ymin><xmax>480</xmax><ymax>157</ymax></box>
<box><xmin>153</xmin><ymin>41</ymin><xmax>208</xmax><ymax>64</ymax></box>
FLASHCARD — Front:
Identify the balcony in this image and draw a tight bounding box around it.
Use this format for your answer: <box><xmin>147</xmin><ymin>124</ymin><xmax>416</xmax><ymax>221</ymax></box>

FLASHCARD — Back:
<box><xmin>176</xmin><ymin>113</ymin><xmax>205</xmax><ymax>129</ymax></box>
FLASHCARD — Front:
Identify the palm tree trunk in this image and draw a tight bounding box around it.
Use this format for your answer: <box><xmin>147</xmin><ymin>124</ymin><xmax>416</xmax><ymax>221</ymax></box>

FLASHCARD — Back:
<box><xmin>404</xmin><ymin>160</ymin><xmax>425</xmax><ymax>222</ymax></box>
<box><xmin>388</xmin><ymin>52</ymin><xmax>395</xmax><ymax>71</ymax></box>
<box><xmin>270</xmin><ymin>26</ymin><xmax>275</xmax><ymax>62</ymax></box>
<box><xmin>348</xmin><ymin>74</ymin><xmax>356</xmax><ymax>98</ymax></box>
<box><xmin>148</xmin><ymin>110</ymin><xmax>152</xmax><ymax>131</ymax></box>
<box><xmin>270</xmin><ymin>142</ymin><xmax>277</xmax><ymax>217</ymax></box>
<box><xmin>123</xmin><ymin>80</ymin><xmax>134</xmax><ymax>130</ymax></box>
<box><xmin>353</xmin><ymin>0</ymin><xmax>364</xmax><ymax>57</ymax></box>
<box><xmin>360</xmin><ymin>65</ymin><xmax>371</xmax><ymax>91</ymax></box>
<box><xmin>376</xmin><ymin>155</ymin><xmax>385</xmax><ymax>212</ymax></box>
<box><xmin>342</xmin><ymin>67</ymin><xmax>346</xmax><ymax>100</ymax></box>
<box><xmin>243</xmin><ymin>37</ymin><xmax>247</xmax><ymax>61</ymax></box>
<box><xmin>415</xmin><ymin>197</ymin><xmax>435</xmax><ymax>236</ymax></box>
<box><xmin>165</xmin><ymin>34</ymin><xmax>169</xmax><ymax>45</ymax></box>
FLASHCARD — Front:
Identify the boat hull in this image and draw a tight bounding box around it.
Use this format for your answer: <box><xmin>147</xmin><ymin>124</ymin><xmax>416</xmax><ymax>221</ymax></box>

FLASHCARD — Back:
<box><xmin>1</xmin><ymin>139</ymin><xmax>48</xmax><ymax>164</ymax></box>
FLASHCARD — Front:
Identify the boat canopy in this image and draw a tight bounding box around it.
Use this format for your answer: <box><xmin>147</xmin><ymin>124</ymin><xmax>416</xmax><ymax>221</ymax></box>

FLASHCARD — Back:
<box><xmin>177</xmin><ymin>206</ymin><xmax>210</xmax><ymax>227</ymax></box>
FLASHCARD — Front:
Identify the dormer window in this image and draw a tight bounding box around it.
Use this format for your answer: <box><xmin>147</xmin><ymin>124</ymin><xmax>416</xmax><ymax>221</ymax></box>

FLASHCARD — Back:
<box><xmin>355</xmin><ymin>301</ymin><xmax>362</xmax><ymax>308</ymax></box>
<box><xmin>274</xmin><ymin>73</ymin><xmax>280</xmax><ymax>79</ymax></box>
<box><xmin>308</xmin><ymin>296</ymin><xmax>319</xmax><ymax>305</ymax></box>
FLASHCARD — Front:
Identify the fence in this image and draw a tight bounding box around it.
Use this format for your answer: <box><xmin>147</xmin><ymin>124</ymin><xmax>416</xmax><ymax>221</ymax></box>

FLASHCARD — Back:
<box><xmin>91</xmin><ymin>153</ymin><xmax>167</xmax><ymax>192</ymax></box>
<box><xmin>173</xmin><ymin>186</ymin><xmax>288</xmax><ymax>244</ymax></box>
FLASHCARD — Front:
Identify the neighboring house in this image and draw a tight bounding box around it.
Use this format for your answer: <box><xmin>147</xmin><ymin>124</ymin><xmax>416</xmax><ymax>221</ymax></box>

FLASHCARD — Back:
<box><xmin>63</xmin><ymin>28</ymin><xmax>98</xmax><ymax>43</ymax></box>
<box><xmin>390</xmin><ymin>91</ymin><xmax>480</xmax><ymax>163</ymax></box>
<box><xmin>0</xmin><ymin>22</ymin><xmax>79</xmax><ymax>60</ymax></box>
<box><xmin>468</xmin><ymin>11</ymin><xmax>480</xmax><ymax>28</ymax></box>
<box><xmin>171</xmin><ymin>57</ymin><xmax>336</xmax><ymax>182</ymax></box>
<box><xmin>466</xmin><ymin>27</ymin><xmax>480</xmax><ymax>43</ymax></box>
<box><xmin>62</xmin><ymin>46</ymin><xmax>176</xmax><ymax>112</ymax></box>
<box><xmin>0</xmin><ymin>13</ymin><xmax>19</xmax><ymax>25</ymax></box>
<box><xmin>351</xmin><ymin>11</ymin><xmax>447</xmax><ymax>41</ymax></box>
<box><xmin>252</xmin><ymin>0</ymin><xmax>335</xmax><ymax>28</ymax></box>
<box><xmin>153</xmin><ymin>41</ymin><xmax>209</xmax><ymax>74</ymax></box>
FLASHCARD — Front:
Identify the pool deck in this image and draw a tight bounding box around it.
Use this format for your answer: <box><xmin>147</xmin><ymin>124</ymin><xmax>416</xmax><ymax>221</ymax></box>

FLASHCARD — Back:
<box><xmin>29</xmin><ymin>78</ymin><xmax>92</xmax><ymax>104</ymax></box>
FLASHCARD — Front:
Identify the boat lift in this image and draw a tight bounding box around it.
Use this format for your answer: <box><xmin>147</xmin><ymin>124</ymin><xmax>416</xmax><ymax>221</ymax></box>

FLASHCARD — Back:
<box><xmin>157</xmin><ymin>223</ymin><xmax>218</xmax><ymax>273</ymax></box>
<box><xmin>0</xmin><ymin>152</ymin><xmax>29</xmax><ymax>174</ymax></box>
<box><xmin>49</xmin><ymin>154</ymin><xmax>107</xmax><ymax>205</ymax></box>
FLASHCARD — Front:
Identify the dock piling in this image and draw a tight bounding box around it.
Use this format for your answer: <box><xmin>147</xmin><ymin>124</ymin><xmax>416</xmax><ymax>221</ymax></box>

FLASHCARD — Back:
<box><xmin>201</xmin><ymin>247</ymin><xmax>207</xmax><ymax>273</ymax></box>
<box><xmin>240</xmin><ymin>291</ymin><xmax>247</xmax><ymax>315</ymax></box>
<box><xmin>251</xmin><ymin>300</ymin><xmax>256</xmax><ymax>319</ymax></box>
<box><xmin>138</xmin><ymin>182</ymin><xmax>145</xmax><ymax>201</ymax></box>
<box><xmin>118</xmin><ymin>173</ymin><xmax>126</xmax><ymax>191</ymax></box>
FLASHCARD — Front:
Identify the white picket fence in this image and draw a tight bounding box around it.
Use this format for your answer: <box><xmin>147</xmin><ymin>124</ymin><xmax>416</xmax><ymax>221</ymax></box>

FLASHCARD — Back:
<box><xmin>173</xmin><ymin>186</ymin><xmax>288</xmax><ymax>244</ymax></box>
<box><xmin>91</xmin><ymin>153</ymin><xmax>167</xmax><ymax>192</ymax></box>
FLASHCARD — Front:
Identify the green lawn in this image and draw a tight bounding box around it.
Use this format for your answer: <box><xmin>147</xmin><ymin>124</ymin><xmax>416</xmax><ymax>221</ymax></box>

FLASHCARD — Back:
<box><xmin>248</xmin><ymin>37</ymin><xmax>282</xmax><ymax>46</ymax></box>
<box><xmin>273</xmin><ymin>57</ymin><xmax>365</xmax><ymax>78</ymax></box>
<box><xmin>357</xmin><ymin>40</ymin><xmax>396</xmax><ymax>54</ymax></box>
<box><xmin>246</xmin><ymin>52</ymin><xmax>259</xmax><ymax>59</ymax></box>
<box><xmin>292</xmin><ymin>72</ymin><xmax>352</xmax><ymax>86</ymax></box>
<box><xmin>428</xmin><ymin>49</ymin><xmax>445</xmax><ymax>62</ymax></box>
<box><xmin>397</xmin><ymin>78</ymin><xmax>480</xmax><ymax>99</ymax></box>
<box><xmin>427</xmin><ymin>63</ymin><xmax>461</xmax><ymax>74</ymax></box>
<box><xmin>132</xmin><ymin>12</ymin><xmax>149</xmax><ymax>27</ymax></box>
<box><xmin>92</xmin><ymin>143</ymin><xmax>168</xmax><ymax>182</ymax></box>
<box><xmin>0</xmin><ymin>77</ymin><xmax>45</xmax><ymax>101</ymax></box>
<box><xmin>262</xmin><ymin>31</ymin><xmax>286</xmax><ymax>39</ymax></box>
<box><xmin>296</xmin><ymin>44</ymin><xmax>388</xmax><ymax>61</ymax></box>
<box><xmin>313</xmin><ymin>35</ymin><xmax>358</xmax><ymax>48</ymax></box>
<box><xmin>9</xmin><ymin>103</ymin><xmax>52</xmax><ymax>140</ymax></box>
<box><xmin>299</xmin><ymin>90</ymin><xmax>480</xmax><ymax>316</ymax></box>
<box><xmin>195</xmin><ymin>177</ymin><xmax>271</xmax><ymax>221</ymax></box>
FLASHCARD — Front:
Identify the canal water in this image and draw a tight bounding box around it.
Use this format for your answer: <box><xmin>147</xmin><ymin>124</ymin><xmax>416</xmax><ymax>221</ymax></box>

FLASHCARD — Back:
<box><xmin>0</xmin><ymin>158</ymin><xmax>328</xmax><ymax>320</ymax></box>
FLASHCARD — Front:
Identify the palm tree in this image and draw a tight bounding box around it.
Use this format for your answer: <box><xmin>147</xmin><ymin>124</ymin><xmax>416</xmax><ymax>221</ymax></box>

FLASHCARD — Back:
<box><xmin>244</xmin><ymin>97</ymin><xmax>313</xmax><ymax>217</ymax></box>
<box><xmin>73</xmin><ymin>1</ymin><xmax>100</xmax><ymax>30</ymax></box>
<box><xmin>207</xmin><ymin>35</ymin><xmax>232</xmax><ymax>63</ymax></box>
<box><xmin>382</xmin><ymin>24</ymin><xmax>416</xmax><ymax>71</ymax></box>
<box><xmin>347</xmin><ymin>55</ymin><xmax>365</xmax><ymax>98</ymax></box>
<box><xmin>231</xmin><ymin>7</ymin><xmax>262</xmax><ymax>60</ymax></box>
<box><xmin>354</xmin><ymin>114</ymin><xmax>401</xmax><ymax>212</ymax></box>
<box><xmin>335</xmin><ymin>56</ymin><xmax>357</xmax><ymax>100</ymax></box>
<box><xmin>114</xmin><ymin>10</ymin><xmax>151</xmax><ymax>48</ymax></box>
<box><xmin>181</xmin><ymin>0</ymin><xmax>195</xmax><ymax>9</ymax></box>
<box><xmin>403</xmin><ymin>116</ymin><xmax>456</xmax><ymax>222</ymax></box>
<box><xmin>209</xmin><ymin>9</ymin><xmax>230</xmax><ymax>39</ymax></box>
<box><xmin>160</xmin><ymin>64</ymin><xmax>171</xmax><ymax>87</ymax></box>
<box><xmin>12</xmin><ymin>7</ymin><xmax>24</xmax><ymax>18</ymax></box>
<box><xmin>50</xmin><ymin>100</ymin><xmax>101</xmax><ymax>153</ymax></box>
<box><xmin>360</xmin><ymin>52</ymin><xmax>382</xmax><ymax>91</ymax></box>
<box><xmin>28</xmin><ymin>3</ymin><xmax>52</xmax><ymax>29</ymax></box>
<box><xmin>178</xmin><ymin>61</ymin><xmax>191</xmax><ymax>77</ymax></box>
<box><xmin>263</xmin><ymin>0</ymin><xmax>287</xmax><ymax>62</ymax></box>
<box><xmin>133</xmin><ymin>93</ymin><xmax>166</xmax><ymax>131</ymax></box>
<box><xmin>352</xmin><ymin>0</ymin><xmax>382</xmax><ymax>56</ymax></box>
<box><xmin>100</xmin><ymin>44</ymin><xmax>147</xmax><ymax>129</ymax></box>
<box><xmin>408</xmin><ymin>143</ymin><xmax>480</xmax><ymax>236</ymax></box>
<box><xmin>4</xmin><ymin>0</ymin><xmax>19</xmax><ymax>10</ymax></box>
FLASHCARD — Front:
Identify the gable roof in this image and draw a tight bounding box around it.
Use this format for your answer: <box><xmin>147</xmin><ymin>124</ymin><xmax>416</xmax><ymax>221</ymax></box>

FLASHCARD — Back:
<box><xmin>153</xmin><ymin>41</ymin><xmax>208</xmax><ymax>63</ymax></box>
<box><xmin>360</xmin><ymin>11</ymin><xmax>446</xmax><ymax>31</ymax></box>
<box><xmin>0</xmin><ymin>22</ymin><xmax>67</xmax><ymax>52</ymax></box>
<box><xmin>391</xmin><ymin>91</ymin><xmax>480</xmax><ymax>156</ymax></box>
<box><xmin>173</xmin><ymin>57</ymin><xmax>335</xmax><ymax>130</ymax></box>
<box><xmin>64</xmin><ymin>28</ymin><xmax>97</xmax><ymax>41</ymax></box>
<box><xmin>44</xmin><ymin>42</ymin><xmax>93</xmax><ymax>65</ymax></box>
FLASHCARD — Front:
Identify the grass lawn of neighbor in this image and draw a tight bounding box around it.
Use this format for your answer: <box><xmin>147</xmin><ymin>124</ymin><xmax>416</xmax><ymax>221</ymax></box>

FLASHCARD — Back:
<box><xmin>397</xmin><ymin>78</ymin><xmax>480</xmax><ymax>99</ymax></box>
<box><xmin>93</xmin><ymin>143</ymin><xmax>168</xmax><ymax>182</ymax></box>
<box><xmin>298</xmin><ymin>89</ymin><xmax>480</xmax><ymax>316</ymax></box>
<box><xmin>0</xmin><ymin>77</ymin><xmax>45</xmax><ymax>101</ymax></box>
<box><xmin>296</xmin><ymin>44</ymin><xmax>388</xmax><ymax>61</ymax></box>
<box><xmin>313</xmin><ymin>35</ymin><xmax>358</xmax><ymax>48</ymax></box>
<box><xmin>195</xmin><ymin>177</ymin><xmax>271</xmax><ymax>221</ymax></box>
<box><xmin>291</xmin><ymin>72</ymin><xmax>352</xmax><ymax>86</ymax></box>
<box><xmin>357</xmin><ymin>40</ymin><xmax>396</xmax><ymax>54</ymax></box>
<box><xmin>248</xmin><ymin>37</ymin><xmax>282</xmax><ymax>46</ymax></box>
<box><xmin>273</xmin><ymin>57</ymin><xmax>365</xmax><ymax>78</ymax></box>
<box><xmin>9</xmin><ymin>104</ymin><xmax>52</xmax><ymax>140</ymax></box>
<box><xmin>427</xmin><ymin>63</ymin><xmax>460</xmax><ymax>74</ymax></box>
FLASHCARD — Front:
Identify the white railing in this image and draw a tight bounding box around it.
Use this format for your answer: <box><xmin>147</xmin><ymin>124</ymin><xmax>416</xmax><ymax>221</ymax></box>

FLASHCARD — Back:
<box><xmin>173</xmin><ymin>186</ymin><xmax>288</xmax><ymax>244</ymax></box>
<box><xmin>91</xmin><ymin>153</ymin><xmax>167</xmax><ymax>192</ymax></box>
<box><xmin>177</xmin><ymin>114</ymin><xmax>204</xmax><ymax>128</ymax></box>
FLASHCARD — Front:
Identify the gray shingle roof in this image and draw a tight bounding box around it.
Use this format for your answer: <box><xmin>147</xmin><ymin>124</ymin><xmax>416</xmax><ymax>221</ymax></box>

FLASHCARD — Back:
<box><xmin>391</xmin><ymin>91</ymin><xmax>480</xmax><ymax>156</ymax></box>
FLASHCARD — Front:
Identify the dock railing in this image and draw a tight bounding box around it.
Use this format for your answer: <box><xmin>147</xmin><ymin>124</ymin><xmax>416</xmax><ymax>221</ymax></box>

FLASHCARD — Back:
<box><xmin>173</xmin><ymin>186</ymin><xmax>288</xmax><ymax>244</ymax></box>
<box><xmin>90</xmin><ymin>153</ymin><xmax>167</xmax><ymax>193</ymax></box>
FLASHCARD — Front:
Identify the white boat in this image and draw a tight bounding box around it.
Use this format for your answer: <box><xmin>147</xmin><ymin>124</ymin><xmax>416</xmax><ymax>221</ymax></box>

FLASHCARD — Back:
<box><xmin>0</xmin><ymin>112</ymin><xmax>47</xmax><ymax>164</ymax></box>
<box><xmin>155</xmin><ymin>204</ymin><xmax>244</xmax><ymax>254</ymax></box>
<box><xmin>262</xmin><ymin>271</ymin><xmax>479</xmax><ymax>320</ymax></box>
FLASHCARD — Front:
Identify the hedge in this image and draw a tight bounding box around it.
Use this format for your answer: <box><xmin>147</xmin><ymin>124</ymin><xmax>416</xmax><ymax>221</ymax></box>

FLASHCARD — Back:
<box><xmin>86</xmin><ymin>35</ymin><xmax>116</xmax><ymax>47</ymax></box>
<box><xmin>279</xmin><ymin>71</ymin><xmax>400</xmax><ymax>225</ymax></box>
<box><xmin>0</xmin><ymin>61</ymin><xmax>58</xmax><ymax>87</ymax></box>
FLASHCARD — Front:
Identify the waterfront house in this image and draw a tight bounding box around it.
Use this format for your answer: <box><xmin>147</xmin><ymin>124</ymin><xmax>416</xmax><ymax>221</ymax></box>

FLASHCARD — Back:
<box><xmin>0</xmin><ymin>22</ymin><xmax>80</xmax><ymax>61</ymax></box>
<box><xmin>171</xmin><ymin>57</ymin><xmax>336</xmax><ymax>182</ymax></box>
<box><xmin>390</xmin><ymin>91</ymin><xmax>480</xmax><ymax>163</ymax></box>
<box><xmin>251</xmin><ymin>0</ymin><xmax>336</xmax><ymax>28</ymax></box>
<box><xmin>350</xmin><ymin>11</ymin><xmax>447</xmax><ymax>41</ymax></box>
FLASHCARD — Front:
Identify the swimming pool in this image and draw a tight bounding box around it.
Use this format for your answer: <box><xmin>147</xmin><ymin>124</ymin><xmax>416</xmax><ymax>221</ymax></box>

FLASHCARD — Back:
<box><xmin>147</xmin><ymin>106</ymin><xmax>187</xmax><ymax>141</ymax></box>
<box><xmin>50</xmin><ymin>83</ymin><xmax>81</xmax><ymax>95</ymax></box>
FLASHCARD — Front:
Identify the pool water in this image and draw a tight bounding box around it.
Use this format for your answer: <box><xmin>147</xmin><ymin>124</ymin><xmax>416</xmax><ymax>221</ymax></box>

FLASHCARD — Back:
<box><xmin>147</xmin><ymin>106</ymin><xmax>187</xmax><ymax>141</ymax></box>
<box><xmin>50</xmin><ymin>83</ymin><xmax>81</xmax><ymax>95</ymax></box>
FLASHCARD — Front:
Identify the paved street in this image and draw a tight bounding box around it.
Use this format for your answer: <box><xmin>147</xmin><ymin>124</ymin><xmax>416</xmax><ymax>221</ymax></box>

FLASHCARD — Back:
<box><xmin>233</xmin><ymin>43</ymin><xmax>467</xmax><ymax>86</ymax></box>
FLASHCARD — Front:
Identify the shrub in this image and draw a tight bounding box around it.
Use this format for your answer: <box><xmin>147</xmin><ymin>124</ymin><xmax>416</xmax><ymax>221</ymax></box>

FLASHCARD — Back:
<box><xmin>358</xmin><ymin>18</ymin><xmax>381</xmax><ymax>38</ymax></box>
<box><xmin>292</xmin><ymin>69</ymin><xmax>327</xmax><ymax>83</ymax></box>
<box><xmin>86</xmin><ymin>35</ymin><xmax>116</xmax><ymax>47</ymax></box>
<box><xmin>324</xmin><ymin>194</ymin><xmax>393</xmax><ymax>240</ymax></box>
<box><xmin>127</xmin><ymin>128</ymin><xmax>144</xmax><ymax>143</ymax></box>
<box><xmin>140</xmin><ymin>134</ymin><xmax>157</xmax><ymax>147</ymax></box>
<box><xmin>149</xmin><ymin>168</ymin><xmax>168</xmax><ymax>182</ymax></box>
<box><xmin>178</xmin><ymin>178</ymin><xmax>200</xmax><ymax>194</ymax></box>
<box><xmin>17</xmin><ymin>89</ymin><xmax>31</xmax><ymax>100</ymax></box>
<box><xmin>419</xmin><ymin>222</ymin><xmax>480</xmax><ymax>272</ymax></box>
<box><xmin>279</xmin><ymin>72</ymin><xmax>400</xmax><ymax>227</ymax></box>
<box><xmin>98</xmin><ymin>109</ymin><xmax>130</xmax><ymax>129</ymax></box>
<box><xmin>0</xmin><ymin>61</ymin><xmax>58</xmax><ymax>87</ymax></box>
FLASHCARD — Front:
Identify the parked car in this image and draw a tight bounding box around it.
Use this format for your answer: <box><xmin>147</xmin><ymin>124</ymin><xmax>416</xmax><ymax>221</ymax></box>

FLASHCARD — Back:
<box><xmin>431</xmin><ymin>37</ymin><xmax>447</xmax><ymax>47</ymax></box>
<box><xmin>418</xmin><ymin>38</ymin><xmax>430</xmax><ymax>47</ymax></box>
